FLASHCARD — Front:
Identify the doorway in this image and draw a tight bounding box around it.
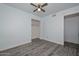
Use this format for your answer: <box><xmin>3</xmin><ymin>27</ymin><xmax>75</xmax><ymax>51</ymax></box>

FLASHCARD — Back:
<box><xmin>31</xmin><ymin>19</ymin><xmax>40</xmax><ymax>40</ymax></box>
<box><xmin>64</xmin><ymin>13</ymin><xmax>79</xmax><ymax>45</ymax></box>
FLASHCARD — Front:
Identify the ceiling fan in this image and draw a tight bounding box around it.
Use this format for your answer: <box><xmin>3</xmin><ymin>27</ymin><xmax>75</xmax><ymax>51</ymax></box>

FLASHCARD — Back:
<box><xmin>30</xmin><ymin>3</ymin><xmax>48</xmax><ymax>12</ymax></box>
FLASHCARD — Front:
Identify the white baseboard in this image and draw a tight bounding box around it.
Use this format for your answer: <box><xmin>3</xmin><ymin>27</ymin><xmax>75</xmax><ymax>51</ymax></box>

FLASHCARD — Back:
<box><xmin>40</xmin><ymin>37</ymin><xmax>45</xmax><ymax>39</ymax></box>
<box><xmin>0</xmin><ymin>40</ymin><xmax>31</xmax><ymax>52</ymax></box>
<box><xmin>41</xmin><ymin>37</ymin><xmax>64</xmax><ymax>45</ymax></box>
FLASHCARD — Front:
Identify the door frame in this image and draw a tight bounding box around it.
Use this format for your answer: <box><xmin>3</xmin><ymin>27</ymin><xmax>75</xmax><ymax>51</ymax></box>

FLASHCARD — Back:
<box><xmin>31</xmin><ymin>18</ymin><xmax>40</xmax><ymax>40</ymax></box>
<box><xmin>64</xmin><ymin>13</ymin><xmax>79</xmax><ymax>44</ymax></box>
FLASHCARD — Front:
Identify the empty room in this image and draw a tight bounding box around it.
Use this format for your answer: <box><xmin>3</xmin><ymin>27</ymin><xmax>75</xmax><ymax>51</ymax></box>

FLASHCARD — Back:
<box><xmin>0</xmin><ymin>3</ymin><xmax>79</xmax><ymax>56</ymax></box>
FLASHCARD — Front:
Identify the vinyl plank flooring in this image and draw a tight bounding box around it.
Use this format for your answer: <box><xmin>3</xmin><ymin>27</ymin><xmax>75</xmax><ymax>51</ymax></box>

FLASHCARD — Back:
<box><xmin>0</xmin><ymin>39</ymin><xmax>79</xmax><ymax>56</ymax></box>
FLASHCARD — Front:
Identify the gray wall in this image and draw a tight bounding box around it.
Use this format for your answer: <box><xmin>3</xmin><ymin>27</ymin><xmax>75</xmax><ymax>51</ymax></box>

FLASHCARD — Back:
<box><xmin>0</xmin><ymin>4</ymin><xmax>40</xmax><ymax>51</ymax></box>
<box><xmin>40</xmin><ymin>5</ymin><xmax>79</xmax><ymax>45</ymax></box>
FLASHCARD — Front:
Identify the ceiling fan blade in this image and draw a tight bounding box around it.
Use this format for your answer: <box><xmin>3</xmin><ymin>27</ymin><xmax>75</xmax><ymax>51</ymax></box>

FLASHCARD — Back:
<box><xmin>30</xmin><ymin>3</ymin><xmax>37</xmax><ymax>7</ymax></box>
<box><xmin>41</xmin><ymin>8</ymin><xmax>45</xmax><ymax>12</ymax></box>
<box><xmin>41</xmin><ymin>3</ymin><xmax>48</xmax><ymax>7</ymax></box>
<box><xmin>33</xmin><ymin>9</ymin><xmax>38</xmax><ymax>12</ymax></box>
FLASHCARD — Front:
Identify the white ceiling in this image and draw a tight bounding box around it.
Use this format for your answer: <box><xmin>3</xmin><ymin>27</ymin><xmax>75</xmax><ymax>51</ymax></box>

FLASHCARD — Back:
<box><xmin>4</xmin><ymin>3</ymin><xmax>79</xmax><ymax>17</ymax></box>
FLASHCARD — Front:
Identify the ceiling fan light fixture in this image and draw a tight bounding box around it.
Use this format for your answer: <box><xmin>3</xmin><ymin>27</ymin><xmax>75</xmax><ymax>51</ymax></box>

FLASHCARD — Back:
<box><xmin>37</xmin><ymin>8</ymin><xmax>41</xmax><ymax>11</ymax></box>
<box><xmin>30</xmin><ymin>3</ymin><xmax>48</xmax><ymax>12</ymax></box>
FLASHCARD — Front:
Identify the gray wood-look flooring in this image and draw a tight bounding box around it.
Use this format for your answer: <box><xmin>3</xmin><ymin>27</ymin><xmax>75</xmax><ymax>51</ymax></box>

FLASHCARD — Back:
<box><xmin>0</xmin><ymin>39</ymin><xmax>79</xmax><ymax>56</ymax></box>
